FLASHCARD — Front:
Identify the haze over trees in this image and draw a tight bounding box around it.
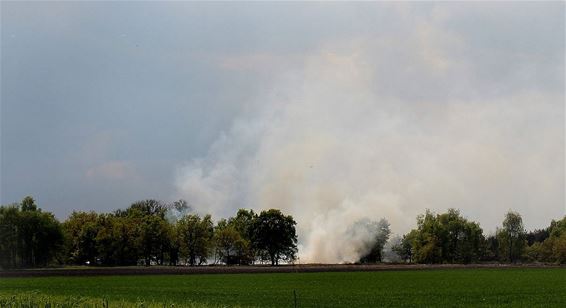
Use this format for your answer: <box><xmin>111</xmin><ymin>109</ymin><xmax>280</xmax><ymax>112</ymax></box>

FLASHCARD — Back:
<box><xmin>1</xmin><ymin>196</ymin><xmax>565</xmax><ymax>269</ymax></box>
<box><xmin>357</xmin><ymin>218</ymin><xmax>391</xmax><ymax>263</ymax></box>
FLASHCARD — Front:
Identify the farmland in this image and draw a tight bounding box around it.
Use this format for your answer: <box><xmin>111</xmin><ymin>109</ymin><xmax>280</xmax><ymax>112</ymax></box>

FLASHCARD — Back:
<box><xmin>1</xmin><ymin>267</ymin><xmax>565</xmax><ymax>307</ymax></box>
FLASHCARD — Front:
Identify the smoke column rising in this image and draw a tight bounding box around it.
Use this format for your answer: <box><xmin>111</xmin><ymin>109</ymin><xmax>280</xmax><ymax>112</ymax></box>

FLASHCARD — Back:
<box><xmin>176</xmin><ymin>40</ymin><xmax>564</xmax><ymax>263</ymax></box>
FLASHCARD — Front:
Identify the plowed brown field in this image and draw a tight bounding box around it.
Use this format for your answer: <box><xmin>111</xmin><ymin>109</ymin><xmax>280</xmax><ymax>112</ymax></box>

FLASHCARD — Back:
<box><xmin>1</xmin><ymin>263</ymin><xmax>561</xmax><ymax>277</ymax></box>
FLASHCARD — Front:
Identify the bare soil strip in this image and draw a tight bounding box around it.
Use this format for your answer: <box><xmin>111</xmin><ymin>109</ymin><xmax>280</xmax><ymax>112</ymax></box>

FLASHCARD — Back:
<box><xmin>1</xmin><ymin>263</ymin><xmax>562</xmax><ymax>278</ymax></box>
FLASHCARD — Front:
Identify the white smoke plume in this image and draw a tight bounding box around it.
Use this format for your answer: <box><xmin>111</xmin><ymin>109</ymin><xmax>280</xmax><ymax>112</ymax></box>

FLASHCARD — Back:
<box><xmin>164</xmin><ymin>200</ymin><xmax>193</xmax><ymax>224</ymax></box>
<box><xmin>176</xmin><ymin>33</ymin><xmax>563</xmax><ymax>263</ymax></box>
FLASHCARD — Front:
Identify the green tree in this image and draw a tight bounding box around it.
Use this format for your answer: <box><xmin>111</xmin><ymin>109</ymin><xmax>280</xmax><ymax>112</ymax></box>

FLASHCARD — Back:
<box><xmin>1</xmin><ymin>197</ymin><xmax>63</xmax><ymax>268</ymax></box>
<box><xmin>526</xmin><ymin>228</ymin><xmax>550</xmax><ymax>246</ymax></box>
<box><xmin>405</xmin><ymin>209</ymin><xmax>485</xmax><ymax>264</ymax></box>
<box><xmin>552</xmin><ymin>233</ymin><xmax>566</xmax><ymax>263</ymax></box>
<box><xmin>178</xmin><ymin>214</ymin><xmax>214</xmax><ymax>266</ymax></box>
<box><xmin>94</xmin><ymin>213</ymin><xmax>120</xmax><ymax>265</ymax></box>
<box><xmin>62</xmin><ymin>211</ymin><xmax>100</xmax><ymax>265</ymax></box>
<box><xmin>392</xmin><ymin>230</ymin><xmax>417</xmax><ymax>263</ymax></box>
<box><xmin>0</xmin><ymin>205</ymin><xmax>20</xmax><ymax>268</ymax></box>
<box><xmin>412</xmin><ymin>210</ymin><xmax>442</xmax><ymax>263</ymax></box>
<box><xmin>228</xmin><ymin>209</ymin><xmax>256</xmax><ymax>239</ymax></box>
<box><xmin>251</xmin><ymin>209</ymin><xmax>297</xmax><ymax>266</ymax></box>
<box><xmin>116</xmin><ymin>200</ymin><xmax>172</xmax><ymax>266</ymax></box>
<box><xmin>225</xmin><ymin>209</ymin><xmax>256</xmax><ymax>264</ymax></box>
<box><xmin>166</xmin><ymin>221</ymin><xmax>181</xmax><ymax>266</ymax></box>
<box><xmin>497</xmin><ymin>211</ymin><xmax>526</xmax><ymax>263</ymax></box>
<box><xmin>139</xmin><ymin>214</ymin><xmax>170</xmax><ymax>266</ymax></box>
<box><xmin>437</xmin><ymin>209</ymin><xmax>484</xmax><ymax>263</ymax></box>
<box><xmin>18</xmin><ymin>198</ymin><xmax>63</xmax><ymax>267</ymax></box>
<box><xmin>213</xmin><ymin>220</ymin><xmax>248</xmax><ymax>265</ymax></box>
<box><xmin>21</xmin><ymin>196</ymin><xmax>37</xmax><ymax>212</ymax></box>
<box><xmin>530</xmin><ymin>216</ymin><xmax>566</xmax><ymax>264</ymax></box>
<box><xmin>104</xmin><ymin>215</ymin><xmax>141</xmax><ymax>266</ymax></box>
<box><xmin>483</xmin><ymin>234</ymin><xmax>499</xmax><ymax>262</ymax></box>
<box><xmin>548</xmin><ymin>217</ymin><xmax>566</xmax><ymax>263</ymax></box>
<box><xmin>126</xmin><ymin>200</ymin><xmax>167</xmax><ymax>218</ymax></box>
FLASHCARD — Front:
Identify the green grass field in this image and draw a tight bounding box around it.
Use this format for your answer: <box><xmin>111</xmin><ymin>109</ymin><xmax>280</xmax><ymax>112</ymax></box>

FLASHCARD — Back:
<box><xmin>1</xmin><ymin>268</ymin><xmax>565</xmax><ymax>307</ymax></box>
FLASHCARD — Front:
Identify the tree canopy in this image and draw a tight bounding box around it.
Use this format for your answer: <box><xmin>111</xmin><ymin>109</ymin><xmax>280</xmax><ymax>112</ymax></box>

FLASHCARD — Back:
<box><xmin>0</xmin><ymin>197</ymin><xmax>63</xmax><ymax>268</ymax></box>
<box><xmin>2</xmin><ymin>195</ymin><xmax>565</xmax><ymax>268</ymax></box>
<box><xmin>251</xmin><ymin>209</ymin><xmax>298</xmax><ymax>265</ymax></box>
<box><xmin>397</xmin><ymin>209</ymin><xmax>484</xmax><ymax>264</ymax></box>
<box><xmin>497</xmin><ymin>211</ymin><xmax>526</xmax><ymax>263</ymax></box>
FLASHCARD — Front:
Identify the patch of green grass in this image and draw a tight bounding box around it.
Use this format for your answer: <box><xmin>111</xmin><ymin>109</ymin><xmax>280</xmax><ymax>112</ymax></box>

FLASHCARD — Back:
<box><xmin>1</xmin><ymin>268</ymin><xmax>565</xmax><ymax>307</ymax></box>
<box><xmin>0</xmin><ymin>292</ymin><xmax>218</xmax><ymax>308</ymax></box>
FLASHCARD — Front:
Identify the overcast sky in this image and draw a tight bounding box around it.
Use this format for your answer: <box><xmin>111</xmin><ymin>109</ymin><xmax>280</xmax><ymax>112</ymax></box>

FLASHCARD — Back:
<box><xmin>1</xmin><ymin>2</ymin><xmax>564</xmax><ymax>236</ymax></box>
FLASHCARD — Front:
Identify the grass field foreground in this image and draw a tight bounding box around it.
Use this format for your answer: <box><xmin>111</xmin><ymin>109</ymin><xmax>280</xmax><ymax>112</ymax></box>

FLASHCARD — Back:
<box><xmin>1</xmin><ymin>268</ymin><xmax>565</xmax><ymax>307</ymax></box>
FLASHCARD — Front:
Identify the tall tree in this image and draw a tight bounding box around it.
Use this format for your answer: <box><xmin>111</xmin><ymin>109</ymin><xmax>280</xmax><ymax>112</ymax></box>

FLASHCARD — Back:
<box><xmin>529</xmin><ymin>216</ymin><xmax>566</xmax><ymax>264</ymax></box>
<box><xmin>251</xmin><ymin>209</ymin><xmax>297</xmax><ymax>266</ymax></box>
<box><xmin>405</xmin><ymin>209</ymin><xmax>485</xmax><ymax>264</ymax></box>
<box><xmin>126</xmin><ymin>200</ymin><xmax>167</xmax><ymax>218</ymax></box>
<box><xmin>412</xmin><ymin>210</ymin><xmax>443</xmax><ymax>263</ymax></box>
<box><xmin>63</xmin><ymin>211</ymin><xmax>100</xmax><ymax>265</ymax></box>
<box><xmin>392</xmin><ymin>230</ymin><xmax>417</xmax><ymax>263</ymax></box>
<box><xmin>0</xmin><ymin>205</ymin><xmax>20</xmax><ymax>268</ymax></box>
<box><xmin>139</xmin><ymin>215</ymin><xmax>169</xmax><ymax>266</ymax></box>
<box><xmin>178</xmin><ymin>214</ymin><xmax>214</xmax><ymax>266</ymax></box>
<box><xmin>497</xmin><ymin>211</ymin><xmax>526</xmax><ymax>263</ymax></box>
<box><xmin>548</xmin><ymin>217</ymin><xmax>566</xmax><ymax>263</ymax></box>
<box><xmin>21</xmin><ymin>196</ymin><xmax>37</xmax><ymax>212</ymax></box>
<box><xmin>226</xmin><ymin>209</ymin><xmax>257</xmax><ymax>264</ymax></box>
<box><xmin>214</xmin><ymin>220</ymin><xmax>248</xmax><ymax>265</ymax></box>
<box><xmin>1</xmin><ymin>197</ymin><xmax>63</xmax><ymax>268</ymax></box>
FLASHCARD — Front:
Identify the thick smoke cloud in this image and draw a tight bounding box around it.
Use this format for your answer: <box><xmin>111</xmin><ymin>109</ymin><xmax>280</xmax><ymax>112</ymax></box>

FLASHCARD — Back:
<box><xmin>176</xmin><ymin>10</ymin><xmax>564</xmax><ymax>263</ymax></box>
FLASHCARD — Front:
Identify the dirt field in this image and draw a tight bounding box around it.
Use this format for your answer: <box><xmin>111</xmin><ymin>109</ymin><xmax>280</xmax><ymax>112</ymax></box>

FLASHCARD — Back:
<box><xmin>1</xmin><ymin>263</ymin><xmax>562</xmax><ymax>278</ymax></box>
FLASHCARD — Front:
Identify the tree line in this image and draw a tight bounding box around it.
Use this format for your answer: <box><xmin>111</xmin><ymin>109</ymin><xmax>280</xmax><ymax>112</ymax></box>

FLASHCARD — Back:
<box><xmin>391</xmin><ymin>209</ymin><xmax>566</xmax><ymax>264</ymax></box>
<box><xmin>1</xmin><ymin>196</ymin><xmax>565</xmax><ymax>269</ymax></box>
<box><xmin>0</xmin><ymin>197</ymin><xmax>297</xmax><ymax>269</ymax></box>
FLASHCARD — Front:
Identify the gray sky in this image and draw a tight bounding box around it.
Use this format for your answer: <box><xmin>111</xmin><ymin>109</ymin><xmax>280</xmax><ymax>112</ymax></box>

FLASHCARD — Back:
<box><xmin>1</xmin><ymin>2</ymin><xmax>564</xmax><ymax>238</ymax></box>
